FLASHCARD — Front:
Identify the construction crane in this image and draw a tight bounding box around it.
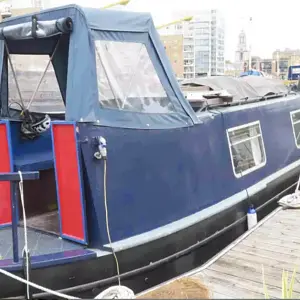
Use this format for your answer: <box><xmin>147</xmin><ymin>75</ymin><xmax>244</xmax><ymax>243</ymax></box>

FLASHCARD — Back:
<box><xmin>101</xmin><ymin>0</ymin><xmax>130</xmax><ymax>9</ymax></box>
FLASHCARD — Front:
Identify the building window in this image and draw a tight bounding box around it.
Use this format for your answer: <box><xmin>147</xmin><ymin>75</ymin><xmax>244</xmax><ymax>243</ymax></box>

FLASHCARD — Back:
<box><xmin>195</xmin><ymin>39</ymin><xmax>209</xmax><ymax>46</ymax></box>
<box><xmin>240</xmin><ymin>35</ymin><xmax>245</xmax><ymax>44</ymax></box>
<box><xmin>290</xmin><ymin>109</ymin><xmax>300</xmax><ymax>148</ymax></box>
<box><xmin>227</xmin><ymin>121</ymin><xmax>266</xmax><ymax>177</ymax></box>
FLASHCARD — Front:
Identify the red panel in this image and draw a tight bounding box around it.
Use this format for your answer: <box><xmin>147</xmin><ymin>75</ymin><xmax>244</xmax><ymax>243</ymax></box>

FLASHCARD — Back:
<box><xmin>52</xmin><ymin>124</ymin><xmax>85</xmax><ymax>242</ymax></box>
<box><xmin>0</xmin><ymin>124</ymin><xmax>12</xmax><ymax>225</ymax></box>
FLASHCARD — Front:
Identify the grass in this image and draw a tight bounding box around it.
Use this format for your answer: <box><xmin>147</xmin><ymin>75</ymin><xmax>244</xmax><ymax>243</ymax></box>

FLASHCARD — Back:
<box><xmin>262</xmin><ymin>265</ymin><xmax>297</xmax><ymax>299</ymax></box>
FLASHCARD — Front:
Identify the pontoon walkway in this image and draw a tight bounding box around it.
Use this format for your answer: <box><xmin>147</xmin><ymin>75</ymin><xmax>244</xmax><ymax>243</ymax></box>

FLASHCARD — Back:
<box><xmin>138</xmin><ymin>207</ymin><xmax>300</xmax><ymax>298</ymax></box>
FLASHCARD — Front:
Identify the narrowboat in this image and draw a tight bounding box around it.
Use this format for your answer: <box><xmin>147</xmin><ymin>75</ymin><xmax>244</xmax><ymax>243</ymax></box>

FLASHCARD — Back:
<box><xmin>0</xmin><ymin>4</ymin><xmax>299</xmax><ymax>299</ymax></box>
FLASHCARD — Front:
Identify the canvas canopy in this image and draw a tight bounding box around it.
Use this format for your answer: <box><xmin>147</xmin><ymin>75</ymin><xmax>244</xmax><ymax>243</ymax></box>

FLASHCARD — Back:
<box><xmin>181</xmin><ymin>76</ymin><xmax>288</xmax><ymax>102</ymax></box>
<box><xmin>0</xmin><ymin>5</ymin><xmax>198</xmax><ymax>129</ymax></box>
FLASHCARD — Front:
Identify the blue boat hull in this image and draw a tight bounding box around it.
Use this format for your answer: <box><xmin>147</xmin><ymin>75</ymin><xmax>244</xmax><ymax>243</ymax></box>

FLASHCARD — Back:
<box><xmin>0</xmin><ymin>166</ymin><xmax>297</xmax><ymax>298</ymax></box>
<box><xmin>0</xmin><ymin>5</ymin><xmax>299</xmax><ymax>298</ymax></box>
<box><xmin>2</xmin><ymin>93</ymin><xmax>300</xmax><ymax>297</ymax></box>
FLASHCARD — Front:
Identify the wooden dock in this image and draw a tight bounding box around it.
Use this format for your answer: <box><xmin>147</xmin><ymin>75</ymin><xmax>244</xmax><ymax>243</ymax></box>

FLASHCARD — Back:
<box><xmin>138</xmin><ymin>207</ymin><xmax>300</xmax><ymax>299</ymax></box>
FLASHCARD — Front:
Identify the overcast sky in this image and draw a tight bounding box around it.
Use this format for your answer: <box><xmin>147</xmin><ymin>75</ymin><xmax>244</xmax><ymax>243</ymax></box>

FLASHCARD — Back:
<box><xmin>11</xmin><ymin>0</ymin><xmax>300</xmax><ymax>61</ymax></box>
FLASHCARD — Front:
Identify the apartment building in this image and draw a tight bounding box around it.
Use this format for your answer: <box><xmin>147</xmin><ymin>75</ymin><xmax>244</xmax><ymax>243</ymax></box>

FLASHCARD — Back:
<box><xmin>272</xmin><ymin>49</ymin><xmax>300</xmax><ymax>78</ymax></box>
<box><xmin>160</xmin><ymin>9</ymin><xmax>225</xmax><ymax>79</ymax></box>
<box><xmin>0</xmin><ymin>0</ymin><xmax>51</xmax><ymax>21</ymax></box>
<box><xmin>161</xmin><ymin>34</ymin><xmax>184</xmax><ymax>78</ymax></box>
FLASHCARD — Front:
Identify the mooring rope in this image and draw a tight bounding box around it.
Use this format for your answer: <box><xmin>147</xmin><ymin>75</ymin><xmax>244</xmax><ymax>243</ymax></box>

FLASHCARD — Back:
<box><xmin>103</xmin><ymin>159</ymin><xmax>121</xmax><ymax>286</ymax></box>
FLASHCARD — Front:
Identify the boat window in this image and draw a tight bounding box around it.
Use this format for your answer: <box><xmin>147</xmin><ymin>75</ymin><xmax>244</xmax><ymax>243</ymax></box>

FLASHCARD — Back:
<box><xmin>94</xmin><ymin>40</ymin><xmax>175</xmax><ymax>113</ymax></box>
<box><xmin>290</xmin><ymin>109</ymin><xmax>300</xmax><ymax>148</ymax></box>
<box><xmin>227</xmin><ymin>121</ymin><xmax>266</xmax><ymax>177</ymax></box>
<box><xmin>8</xmin><ymin>54</ymin><xmax>65</xmax><ymax>113</ymax></box>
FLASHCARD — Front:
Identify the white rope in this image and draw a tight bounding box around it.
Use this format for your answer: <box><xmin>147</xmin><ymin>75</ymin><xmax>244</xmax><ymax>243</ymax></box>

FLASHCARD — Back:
<box><xmin>18</xmin><ymin>170</ymin><xmax>30</xmax><ymax>299</ymax></box>
<box><xmin>94</xmin><ymin>285</ymin><xmax>135</xmax><ymax>299</ymax></box>
<box><xmin>0</xmin><ymin>166</ymin><xmax>125</xmax><ymax>299</ymax></box>
<box><xmin>295</xmin><ymin>171</ymin><xmax>300</xmax><ymax>193</ymax></box>
<box><xmin>0</xmin><ymin>268</ymin><xmax>78</xmax><ymax>299</ymax></box>
<box><xmin>278</xmin><ymin>172</ymin><xmax>300</xmax><ymax>209</ymax></box>
<box><xmin>0</xmin><ymin>170</ymin><xmax>79</xmax><ymax>299</ymax></box>
<box><xmin>103</xmin><ymin>159</ymin><xmax>121</xmax><ymax>285</ymax></box>
<box><xmin>5</xmin><ymin>157</ymin><xmax>125</xmax><ymax>298</ymax></box>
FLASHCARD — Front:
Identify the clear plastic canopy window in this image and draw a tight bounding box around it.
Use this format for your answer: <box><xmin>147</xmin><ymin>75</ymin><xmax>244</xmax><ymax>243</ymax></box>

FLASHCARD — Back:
<box><xmin>94</xmin><ymin>40</ymin><xmax>175</xmax><ymax>114</ymax></box>
<box><xmin>8</xmin><ymin>54</ymin><xmax>65</xmax><ymax>114</ymax></box>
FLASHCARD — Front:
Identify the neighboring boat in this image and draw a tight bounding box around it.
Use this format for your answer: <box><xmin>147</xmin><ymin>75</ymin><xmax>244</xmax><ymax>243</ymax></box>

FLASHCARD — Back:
<box><xmin>240</xmin><ymin>69</ymin><xmax>265</xmax><ymax>77</ymax></box>
<box><xmin>0</xmin><ymin>4</ymin><xmax>300</xmax><ymax>299</ymax></box>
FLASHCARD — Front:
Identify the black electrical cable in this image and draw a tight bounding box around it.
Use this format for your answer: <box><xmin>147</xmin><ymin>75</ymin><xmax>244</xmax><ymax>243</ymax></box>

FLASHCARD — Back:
<box><xmin>11</xmin><ymin>180</ymin><xmax>297</xmax><ymax>299</ymax></box>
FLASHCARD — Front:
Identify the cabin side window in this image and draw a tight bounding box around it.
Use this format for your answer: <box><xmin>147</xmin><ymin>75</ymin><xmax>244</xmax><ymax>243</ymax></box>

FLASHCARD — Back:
<box><xmin>227</xmin><ymin>121</ymin><xmax>266</xmax><ymax>177</ymax></box>
<box><xmin>8</xmin><ymin>54</ymin><xmax>65</xmax><ymax>113</ymax></box>
<box><xmin>94</xmin><ymin>40</ymin><xmax>175</xmax><ymax>113</ymax></box>
<box><xmin>290</xmin><ymin>110</ymin><xmax>300</xmax><ymax>148</ymax></box>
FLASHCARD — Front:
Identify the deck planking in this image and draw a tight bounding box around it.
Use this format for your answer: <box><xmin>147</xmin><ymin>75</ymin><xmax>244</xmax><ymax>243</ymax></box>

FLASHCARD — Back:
<box><xmin>138</xmin><ymin>207</ymin><xmax>300</xmax><ymax>299</ymax></box>
<box><xmin>192</xmin><ymin>207</ymin><xmax>300</xmax><ymax>298</ymax></box>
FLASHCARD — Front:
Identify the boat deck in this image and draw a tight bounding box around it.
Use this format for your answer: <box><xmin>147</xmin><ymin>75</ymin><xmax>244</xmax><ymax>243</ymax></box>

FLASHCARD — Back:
<box><xmin>0</xmin><ymin>226</ymin><xmax>83</xmax><ymax>260</ymax></box>
<box><xmin>20</xmin><ymin>211</ymin><xmax>60</xmax><ymax>235</ymax></box>
<box><xmin>138</xmin><ymin>207</ymin><xmax>300</xmax><ymax>299</ymax></box>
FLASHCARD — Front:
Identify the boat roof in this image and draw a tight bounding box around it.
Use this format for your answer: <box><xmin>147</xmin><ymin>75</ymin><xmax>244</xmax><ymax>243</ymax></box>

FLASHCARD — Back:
<box><xmin>181</xmin><ymin>76</ymin><xmax>288</xmax><ymax>102</ymax></box>
<box><xmin>0</xmin><ymin>5</ymin><xmax>198</xmax><ymax>129</ymax></box>
<box><xmin>0</xmin><ymin>4</ymin><xmax>154</xmax><ymax>32</ymax></box>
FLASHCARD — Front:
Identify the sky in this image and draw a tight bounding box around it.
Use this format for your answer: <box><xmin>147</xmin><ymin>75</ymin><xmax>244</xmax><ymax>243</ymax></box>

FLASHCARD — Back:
<box><xmin>10</xmin><ymin>0</ymin><xmax>300</xmax><ymax>61</ymax></box>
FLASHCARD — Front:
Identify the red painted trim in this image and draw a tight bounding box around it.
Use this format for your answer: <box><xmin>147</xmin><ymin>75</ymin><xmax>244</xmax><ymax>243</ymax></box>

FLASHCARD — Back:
<box><xmin>52</xmin><ymin>124</ymin><xmax>86</xmax><ymax>242</ymax></box>
<box><xmin>0</xmin><ymin>123</ymin><xmax>12</xmax><ymax>225</ymax></box>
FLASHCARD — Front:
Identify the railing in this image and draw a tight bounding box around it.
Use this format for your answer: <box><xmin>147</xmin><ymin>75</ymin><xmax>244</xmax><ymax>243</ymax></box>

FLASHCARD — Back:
<box><xmin>0</xmin><ymin>171</ymin><xmax>40</xmax><ymax>263</ymax></box>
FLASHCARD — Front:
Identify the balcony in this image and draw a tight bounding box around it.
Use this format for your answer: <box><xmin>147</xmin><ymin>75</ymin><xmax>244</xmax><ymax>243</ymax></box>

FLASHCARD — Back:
<box><xmin>184</xmin><ymin>74</ymin><xmax>194</xmax><ymax>79</ymax></box>
<box><xmin>184</xmin><ymin>38</ymin><xmax>194</xmax><ymax>46</ymax></box>
<box><xmin>184</xmin><ymin>59</ymin><xmax>194</xmax><ymax>66</ymax></box>
<box><xmin>184</xmin><ymin>53</ymin><xmax>194</xmax><ymax>59</ymax></box>
<box><xmin>184</xmin><ymin>67</ymin><xmax>194</xmax><ymax>73</ymax></box>
<box><xmin>184</xmin><ymin>46</ymin><xmax>194</xmax><ymax>52</ymax></box>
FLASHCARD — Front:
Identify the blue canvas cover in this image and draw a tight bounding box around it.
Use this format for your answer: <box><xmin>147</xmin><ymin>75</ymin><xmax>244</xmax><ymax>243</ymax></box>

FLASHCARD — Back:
<box><xmin>0</xmin><ymin>5</ymin><xmax>198</xmax><ymax>129</ymax></box>
<box><xmin>240</xmin><ymin>70</ymin><xmax>262</xmax><ymax>77</ymax></box>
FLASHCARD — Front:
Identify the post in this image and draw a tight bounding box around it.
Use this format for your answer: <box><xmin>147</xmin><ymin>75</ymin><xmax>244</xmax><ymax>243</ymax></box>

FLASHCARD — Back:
<box><xmin>249</xmin><ymin>49</ymin><xmax>252</xmax><ymax>71</ymax></box>
<box><xmin>0</xmin><ymin>171</ymin><xmax>40</xmax><ymax>263</ymax></box>
<box><xmin>10</xmin><ymin>182</ymin><xmax>19</xmax><ymax>263</ymax></box>
<box><xmin>277</xmin><ymin>51</ymin><xmax>280</xmax><ymax>78</ymax></box>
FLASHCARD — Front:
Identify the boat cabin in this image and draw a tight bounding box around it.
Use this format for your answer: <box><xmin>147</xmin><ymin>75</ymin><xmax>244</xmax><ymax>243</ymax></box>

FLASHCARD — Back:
<box><xmin>0</xmin><ymin>4</ymin><xmax>300</xmax><ymax>298</ymax></box>
<box><xmin>0</xmin><ymin>4</ymin><xmax>198</xmax><ymax>269</ymax></box>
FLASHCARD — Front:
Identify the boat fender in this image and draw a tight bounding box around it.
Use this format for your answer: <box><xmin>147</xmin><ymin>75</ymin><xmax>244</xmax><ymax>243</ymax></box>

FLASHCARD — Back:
<box><xmin>247</xmin><ymin>204</ymin><xmax>257</xmax><ymax>230</ymax></box>
<box><xmin>94</xmin><ymin>286</ymin><xmax>135</xmax><ymax>299</ymax></box>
